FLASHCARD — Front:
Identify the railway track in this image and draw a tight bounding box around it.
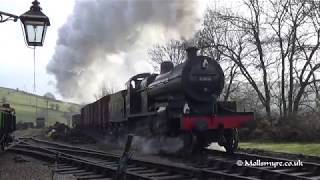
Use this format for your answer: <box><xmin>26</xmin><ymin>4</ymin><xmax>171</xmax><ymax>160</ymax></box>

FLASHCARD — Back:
<box><xmin>8</xmin><ymin>138</ymin><xmax>253</xmax><ymax>180</ymax></box>
<box><xmin>7</xmin><ymin>137</ymin><xmax>320</xmax><ymax>180</ymax></box>
<box><xmin>205</xmin><ymin>149</ymin><xmax>320</xmax><ymax>180</ymax></box>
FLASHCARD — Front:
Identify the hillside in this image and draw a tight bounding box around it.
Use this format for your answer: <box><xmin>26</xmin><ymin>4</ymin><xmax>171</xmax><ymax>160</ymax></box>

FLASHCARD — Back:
<box><xmin>0</xmin><ymin>87</ymin><xmax>81</xmax><ymax>126</ymax></box>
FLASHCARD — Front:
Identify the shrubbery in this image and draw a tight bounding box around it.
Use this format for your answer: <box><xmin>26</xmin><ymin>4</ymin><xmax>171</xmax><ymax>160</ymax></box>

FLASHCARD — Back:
<box><xmin>239</xmin><ymin>112</ymin><xmax>320</xmax><ymax>142</ymax></box>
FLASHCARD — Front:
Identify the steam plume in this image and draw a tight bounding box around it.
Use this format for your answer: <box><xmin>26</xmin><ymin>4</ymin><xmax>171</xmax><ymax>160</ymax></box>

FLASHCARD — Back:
<box><xmin>47</xmin><ymin>0</ymin><xmax>201</xmax><ymax>102</ymax></box>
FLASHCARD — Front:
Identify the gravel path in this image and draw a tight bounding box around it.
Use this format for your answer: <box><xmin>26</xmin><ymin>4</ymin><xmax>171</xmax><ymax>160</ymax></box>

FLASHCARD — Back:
<box><xmin>0</xmin><ymin>152</ymin><xmax>76</xmax><ymax>180</ymax></box>
<box><xmin>13</xmin><ymin>129</ymin><xmax>45</xmax><ymax>139</ymax></box>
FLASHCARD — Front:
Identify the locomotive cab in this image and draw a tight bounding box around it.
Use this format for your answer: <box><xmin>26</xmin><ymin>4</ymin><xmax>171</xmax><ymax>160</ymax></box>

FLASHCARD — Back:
<box><xmin>125</xmin><ymin>73</ymin><xmax>151</xmax><ymax>115</ymax></box>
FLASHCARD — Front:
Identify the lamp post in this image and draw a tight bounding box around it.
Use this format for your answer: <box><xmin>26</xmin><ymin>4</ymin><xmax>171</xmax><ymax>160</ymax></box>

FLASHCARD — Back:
<box><xmin>0</xmin><ymin>0</ymin><xmax>50</xmax><ymax>123</ymax></box>
<box><xmin>19</xmin><ymin>0</ymin><xmax>50</xmax><ymax>119</ymax></box>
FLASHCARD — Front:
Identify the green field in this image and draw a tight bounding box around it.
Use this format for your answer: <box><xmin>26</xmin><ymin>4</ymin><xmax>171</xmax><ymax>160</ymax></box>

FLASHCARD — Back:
<box><xmin>0</xmin><ymin>87</ymin><xmax>81</xmax><ymax>126</ymax></box>
<box><xmin>240</xmin><ymin>142</ymin><xmax>320</xmax><ymax>156</ymax></box>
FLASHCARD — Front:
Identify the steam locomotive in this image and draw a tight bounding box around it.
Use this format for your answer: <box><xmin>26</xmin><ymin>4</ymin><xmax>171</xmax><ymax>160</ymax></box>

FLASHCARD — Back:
<box><xmin>77</xmin><ymin>47</ymin><xmax>254</xmax><ymax>153</ymax></box>
<box><xmin>0</xmin><ymin>104</ymin><xmax>16</xmax><ymax>151</ymax></box>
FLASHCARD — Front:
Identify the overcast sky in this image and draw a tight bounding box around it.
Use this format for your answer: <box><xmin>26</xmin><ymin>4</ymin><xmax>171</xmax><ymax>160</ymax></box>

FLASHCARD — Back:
<box><xmin>0</xmin><ymin>0</ymin><xmax>238</xmax><ymax>103</ymax></box>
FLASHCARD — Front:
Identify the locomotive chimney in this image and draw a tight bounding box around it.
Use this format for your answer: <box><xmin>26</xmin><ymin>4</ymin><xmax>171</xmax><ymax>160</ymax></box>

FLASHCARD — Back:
<box><xmin>186</xmin><ymin>47</ymin><xmax>199</xmax><ymax>61</ymax></box>
<box><xmin>160</xmin><ymin>61</ymin><xmax>174</xmax><ymax>74</ymax></box>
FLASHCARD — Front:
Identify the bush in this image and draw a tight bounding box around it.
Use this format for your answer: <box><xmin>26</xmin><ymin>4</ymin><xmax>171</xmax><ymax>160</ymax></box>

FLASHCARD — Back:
<box><xmin>264</xmin><ymin>112</ymin><xmax>320</xmax><ymax>142</ymax></box>
<box><xmin>239</xmin><ymin>112</ymin><xmax>274</xmax><ymax>141</ymax></box>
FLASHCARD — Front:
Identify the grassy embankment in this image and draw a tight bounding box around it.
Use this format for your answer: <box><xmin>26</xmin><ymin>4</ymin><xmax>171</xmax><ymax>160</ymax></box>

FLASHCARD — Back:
<box><xmin>240</xmin><ymin>142</ymin><xmax>320</xmax><ymax>156</ymax></box>
<box><xmin>0</xmin><ymin>87</ymin><xmax>81</xmax><ymax>126</ymax></box>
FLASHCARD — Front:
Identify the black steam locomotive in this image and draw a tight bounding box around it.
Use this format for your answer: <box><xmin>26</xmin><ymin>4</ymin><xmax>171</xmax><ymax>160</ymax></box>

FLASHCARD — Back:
<box><xmin>0</xmin><ymin>104</ymin><xmax>16</xmax><ymax>151</ymax></box>
<box><xmin>79</xmin><ymin>47</ymin><xmax>254</xmax><ymax>153</ymax></box>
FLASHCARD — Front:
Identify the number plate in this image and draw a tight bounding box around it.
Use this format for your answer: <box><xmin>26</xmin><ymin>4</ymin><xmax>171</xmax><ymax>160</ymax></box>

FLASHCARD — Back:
<box><xmin>199</xmin><ymin>76</ymin><xmax>212</xmax><ymax>81</ymax></box>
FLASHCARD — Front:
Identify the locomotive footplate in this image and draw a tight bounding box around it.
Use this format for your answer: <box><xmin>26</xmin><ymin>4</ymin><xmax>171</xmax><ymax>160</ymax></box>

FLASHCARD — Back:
<box><xmin>181</xmin><ymin>112</ymin><xmax>254</xmax><ymax>131</ymax></box>
<box><xmin>180</xmin><ymin>112</ymin><xmax>251</xmax><ymax>153</ymax></box>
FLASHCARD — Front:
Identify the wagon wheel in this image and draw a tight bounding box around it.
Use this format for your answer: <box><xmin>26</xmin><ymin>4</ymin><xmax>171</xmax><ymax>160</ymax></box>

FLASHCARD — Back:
<box><xmin>223</xmin><ymin>128</ymin><xmax>239</xmax><ymax>154</ymax></box>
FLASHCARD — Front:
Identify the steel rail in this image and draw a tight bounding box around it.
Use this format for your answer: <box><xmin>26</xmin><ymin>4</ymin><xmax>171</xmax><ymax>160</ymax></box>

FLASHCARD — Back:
<box><xmin>9</xmin><ymin>138</ymin><xmax>255</xmax><ymax>180</ymax></box>
<box><xmin>18</xmin><ymin>138</ymin><xmax>320</xmax><ymax>179</ymax></box>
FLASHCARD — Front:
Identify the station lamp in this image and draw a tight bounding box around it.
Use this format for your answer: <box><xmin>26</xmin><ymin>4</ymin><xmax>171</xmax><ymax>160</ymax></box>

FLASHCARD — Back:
<box><xmin>19</xmin><ymin>0</ymin><xmax>50</xmax><ymax>46</ymax></box>
<box><xmin>0</xmin><ymin>0</ymin><xmax>50</xmax><ymax>46</ymax></box>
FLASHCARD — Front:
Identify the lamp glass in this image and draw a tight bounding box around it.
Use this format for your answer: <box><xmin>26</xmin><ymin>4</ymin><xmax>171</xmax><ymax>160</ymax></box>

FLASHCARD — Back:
<box><xmin>24</xmin><ymin>20</ymin><xmax>46</xmax><ymax>44</ymax></box>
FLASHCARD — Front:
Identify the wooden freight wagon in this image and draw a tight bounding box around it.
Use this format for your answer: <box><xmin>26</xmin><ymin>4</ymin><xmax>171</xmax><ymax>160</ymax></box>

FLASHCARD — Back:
<box><xmin>109</xmin><ymin>91</ymin><xmax>126</xmax><ymax>123</ymax></box>
<box><xmin>82</xmin><ymin>105</ymin><xmax>89</xmax><ymax>127</ymax></box>
<box><xmin>78</xmin><ymin>95</ymin><xmax>113</xmax><ymax>132</ymax></box>
<box><xmin>80</xmin><ymin>108</ymin><xmax>85</xmax><ymax>128</ymax></box>
<box><xmin>79</xmin><ymin>102</ymin><xmax>99</xmax><ymax>130</ymax></box>
<box><xmin>100</xmin><ymin>95</ymin><xmax>110</xmax><ymax>130</ymax></box>
<box><xmin>93</xmin><ymin>99</ymin><xmax>100</xmax><ymax>129</ymax></box>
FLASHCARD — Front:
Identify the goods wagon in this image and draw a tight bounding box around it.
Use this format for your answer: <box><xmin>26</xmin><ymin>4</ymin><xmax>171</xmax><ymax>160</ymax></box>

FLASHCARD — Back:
<box><xmin>80</xmin><ymin>95</ymin><xmax>111</xmax><ymax>130</ymax></box>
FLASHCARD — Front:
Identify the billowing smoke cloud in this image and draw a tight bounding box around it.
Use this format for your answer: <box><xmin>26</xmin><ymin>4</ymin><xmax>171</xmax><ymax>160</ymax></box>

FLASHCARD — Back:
<box><xmin>47</xmin><ymin>0</ymin><xmax>202</xmax><ymax>102</ymax></box>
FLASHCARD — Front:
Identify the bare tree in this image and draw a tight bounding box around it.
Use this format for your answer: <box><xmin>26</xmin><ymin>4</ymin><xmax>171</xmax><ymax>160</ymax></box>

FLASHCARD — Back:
<box><xmin>199</xmin><ymin>0</ymin><xmax>320</xmax><ymax>120</ymax></box>
<box><xmin>266</xmin><ymin>0</ymin><xmax>320</xmax><ymax>118</ymax></box>
<box><xmin>197</xmin><ymin>10</ymin><xmax>243</xmax><ymax>102</ymax></box>
<box><xmin>198</xmin><ymin>5</ymin><xmax>273</xmax><ymax>117</ymax></box>
<box><xmin>94</xmin><ymin>83</ymin><xmax>116</xmax><ymax>100</ymax></box>
<box><xmin>222</xmin><ymin>63</ymin><xmax>240</xmax><ymax>101</ymax></box>
<box><xmin>148</xmin><ymin>39</ymin><xmax>186</xmax><ymax>71</ymax></box>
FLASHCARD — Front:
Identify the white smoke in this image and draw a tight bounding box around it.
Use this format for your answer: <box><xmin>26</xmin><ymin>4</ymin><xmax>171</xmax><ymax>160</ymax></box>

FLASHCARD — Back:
<box><xmin>47</xmin><ymin>0</ymin><xmax>204</xmax><ymax>102</ymax></box>
<box><xmin>130</xmin><ymin>136</ymin><xmax>184</xmax><ymax>154</ymax></box>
